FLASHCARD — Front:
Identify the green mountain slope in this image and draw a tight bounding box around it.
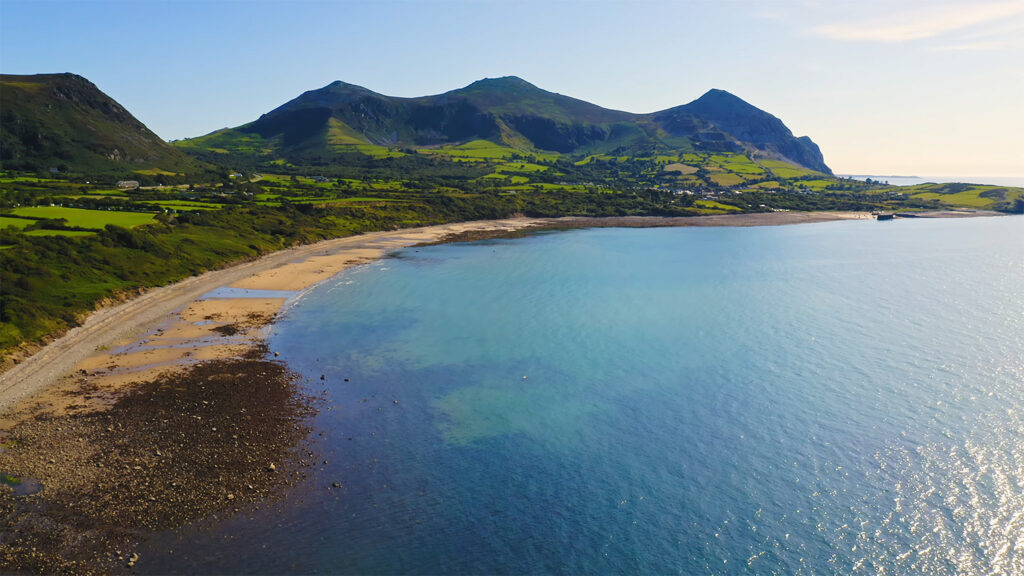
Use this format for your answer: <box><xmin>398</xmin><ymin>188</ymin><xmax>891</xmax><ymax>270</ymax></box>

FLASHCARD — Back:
<box><xmin>176</xmin><ymin>77</ymin><xmax>831</xmax><ymax>173</ymax></box>
<box><xmin>0</xmin><ymin>73</ymin><xmax>208</xmax><ymax>176</ymax></box>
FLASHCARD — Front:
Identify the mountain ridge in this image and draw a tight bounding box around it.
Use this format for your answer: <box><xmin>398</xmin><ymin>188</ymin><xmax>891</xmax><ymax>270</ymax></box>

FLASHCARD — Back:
<box><xmin>183</xmin><ymin>76</ymin><xmax>831</xmax><ymax>173</ymax></box>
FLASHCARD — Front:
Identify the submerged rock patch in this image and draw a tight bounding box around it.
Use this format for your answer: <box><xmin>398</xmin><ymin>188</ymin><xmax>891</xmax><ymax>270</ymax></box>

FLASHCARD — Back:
<box><xmin>0</xmin><ymin>345</ymin><xmax>318</xmax><ymax>574</ymax></box>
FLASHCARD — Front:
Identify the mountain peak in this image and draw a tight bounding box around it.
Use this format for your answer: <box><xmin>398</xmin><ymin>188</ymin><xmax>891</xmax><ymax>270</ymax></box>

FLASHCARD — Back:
<box><xmin>320</xmin><ymin>80</ymin><xmax>382</xmax><ymax>98</ymax></box>
<box><xmin>689</xmin><ymin>88</ymin><xmax>756</xmax><ymax>112</ymax></box>
<box><xmin>675</xmin><ymin>88</ymin><xmax>831</xmax><ymax>174</ymax></box>
<box><xmin>463</xmin><ymin>76</ymin><xmax>536</xmax><ymax>91</ymax></box>
<box><xmin>455</xmin><ymin>76</ymin><xmax>545</xmax><ymax>99</ymax></box>
<box><xmin>180</xmin><ymin>76</ymin><xmax>829</xmax><ymax>172</ymax></box>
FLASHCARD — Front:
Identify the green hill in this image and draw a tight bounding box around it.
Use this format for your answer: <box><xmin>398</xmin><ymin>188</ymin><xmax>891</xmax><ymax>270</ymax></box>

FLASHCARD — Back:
<box><xmin>175</xmin><ymin>76</ymin><xmax>831</xmax><ymax>173</ymax></box>
<box><xmin>0</xmin><ymin>73</ymin><xmax>210</xmax><ymax>178</ymax></box>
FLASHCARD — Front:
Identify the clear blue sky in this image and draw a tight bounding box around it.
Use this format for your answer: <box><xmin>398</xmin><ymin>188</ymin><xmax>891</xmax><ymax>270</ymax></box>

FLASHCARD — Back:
<box><xmin>2</xmin><ymin>0</ymin><xmax>1021</xmax><ymax>177</ymax></box>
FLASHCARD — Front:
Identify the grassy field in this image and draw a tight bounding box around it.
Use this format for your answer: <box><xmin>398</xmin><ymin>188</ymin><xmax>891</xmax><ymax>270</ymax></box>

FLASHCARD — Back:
<box><xmin>664</xmin><ymin>163</ymin><xmax>698</xmax><ymax>175</ymax></box>
<box><xmin>709</xmin><ymin>173</ymin><xmax>746</xmax><ymax>187</ymax></box>
<box><xmin>420</xmin><ymin>140</ymin><xmax>523</xmax><ymax>160</ymax></box>
<box><xmin>494</xmin><ymin>162</ymin><xmax>548</xmax><ymax>174</ymax></box>
<box><xmin>172</xmin><ymin>129</ymin><xmax>272</xmax><ymax>155</ymax></box>
<box><xmin>693</xmin><ymin>199</ymin><xmax>742</xmax><ymax>214</ymax></box>
<box><xmin>797</xmin><ymin>179</ymin><xmax>838</xmax><ymax>191</ymax></box>
<box><xmin>711</xmin><ymin>154</ymin><xmax>767</xmax><ymax>176</ymax></box>
<box><xmin>0</xmin><ymin>216</ymin><xmax>33</xmax><ymax>229</ymax></box>
<box><xmin>899</xmin><ymin>183</ymin><xmax>1023</xmax><ymax>210</ymax></box>
<box><xmin>297</xmin><ymin>197</ymin><xmax>404</xmax><ymax>205</ymax></box>
<box><xmin>10</xmin><ymin>206</ymin><xmax>156</xmax><ymax>229</ymax></box>
<box><xmin>137</xmin><ymin>200</ymin><xmax>223</xmax><ymax>211</ymax></box>
<box><xmin>135</xmin><ymin>168</ymin><xmax>181</xmax><ymax>176</ymax></box>
<box><xmin>747</xmin><ymin>180</ymin><xmax>783</xmax><ymax>190</ymax></box>
<box><xmin>759</xmin><ymin>159</ymin><xmax>821</xmax><ymax>179</ymax></box>
<box><xmin>23</xmin><ymin>229</ymin><xmax>96</xmax><ymax>237</ymax></box>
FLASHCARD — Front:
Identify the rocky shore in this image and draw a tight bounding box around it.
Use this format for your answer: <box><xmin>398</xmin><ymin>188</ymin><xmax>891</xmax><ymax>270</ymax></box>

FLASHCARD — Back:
<box><xmin>0</xmin><ymin>345</ymin><xmax>318</xmax><ymax>574</ymax></box>
<box><xmin>1</xmin><ymin>210</ymin><xmax>975</xmax><ymax>573</ymax></box>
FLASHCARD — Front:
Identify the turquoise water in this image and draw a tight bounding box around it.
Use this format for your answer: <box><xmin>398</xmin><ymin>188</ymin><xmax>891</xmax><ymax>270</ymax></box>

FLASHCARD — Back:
<box><xmin>151</xmin><ymin>216</ymin><xmax>1024</xmax><ymax>574</ymax></box>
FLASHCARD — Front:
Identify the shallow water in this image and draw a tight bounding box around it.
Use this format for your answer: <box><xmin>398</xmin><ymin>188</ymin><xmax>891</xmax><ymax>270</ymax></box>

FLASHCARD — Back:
<box><xmin>198</xmin><ymin>286</ymin><xmax>297</xmax><ymax>299</ymax></box>
<box><xmin>147</xmin><ymin>216</ymin><xmax>1024</xmax><ymax>574</ymax></box>
<box><xmin>0</xmin><ymin>473</ymin><xmax>42</xmax><ymax>497</ymax></box>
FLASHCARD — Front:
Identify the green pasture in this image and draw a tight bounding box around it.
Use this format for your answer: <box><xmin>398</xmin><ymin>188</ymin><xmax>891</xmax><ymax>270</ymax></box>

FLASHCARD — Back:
<box><xmin>138</xmin><ymin>200</ymin><xmax>223</xmax><ymax>211</ymax></box>
<box><xmin>709</xmin><ymin>173</ymin><xmax>745</xmax><ymax>187</ymax></box>
<box><xmin>134</xmin><ymin>168</ymin><xmax>181</xmax><ymax>176</ymax></box>
<box><xmin>421</xmin><ymin>140</ymin><xmax>520</xmax><ymax>160</ymax></box>
<box><xmin>0</xmin><ymin>176</ymin><xmax>63</xmax><ymax>184</ymax></box>
<box><xmin>574</xmin><ymin>154</ymin><xmax>605</xmax><ymax>165</ymax></box>
<box><xmin>496</xmin><ymin>162</ymin><xmax>548</xmax><ymax>174</ymax></box>
<box><xmin>0</xmin><ymin>216</ymin><xmax>33</xmax><ymax>229</ymax></box>
<box><xmin>326</xmin><ymin>117</ymin><xmax>368</xmax><ymax>146</ymax></box>
<box><xmin>664</xmin><ymin>163</ymin><xmax>698</xmax><ymax>175</ymax></box>
<box><xmin>695</xmin><ymin>199</ymin><xmax>741</xmax><ymax>211</ymax></box>
<box><xmin>24</xmin><ymin>230</ymin><xmax>97</xmax><ymax>237</ymax></box>
<box><xmin>711</xmin><ymin>154</ymin><xmax>767</xmax><ymax>176</ymax></box>
<box><xmin>747</xmin><ymin>180</ymin><xmax>782</xmax><ymax>190</ymax></box>
<box><xmin>909</xmin><ymin>183</ymin><xmax>1019</xmax><ymax>208</ymax></box>
<box><xmin>82</xmin><ymin>188</ymin><xmax>129</xmax><ymax>196</ymax></box>
<box><xmin>798</xmin><ymin>179</ymin><xmax>837</xmax><ymax>191</ymax></box>
<box><xmin>295</xmin><ymin>197</ymin><xmax>401</xmax><ymax>205</ymax></box>
<box><xmin>354</xmin><ymin>144</ymin><xmax>408</xmax><ymax>158</ymax></box>
<box><xmin>11</xmin><ymin>206</ymin><xmax>156</xmax><ymax>229</ymax></box>
<box><xmin>759</xmin><ymin>159</ymin><xmax>820</xmax><ymax>179</ymax></box>
<box><xmin>173</xmin><ymin>129</ymin><xmax>273</xmax><ymax>155</ymax></box>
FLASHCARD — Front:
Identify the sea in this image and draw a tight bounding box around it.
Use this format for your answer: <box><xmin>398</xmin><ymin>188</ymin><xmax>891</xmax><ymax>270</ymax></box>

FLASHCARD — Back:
<box><xmin>842</xmin><ymin>175</ymin><xmax>1024</xmax><ymax>188</ymax></box>
<box><xmin>147</xmin><ymin>215</ymin><xmax>1024</xmax><ymax>575</ymax></box>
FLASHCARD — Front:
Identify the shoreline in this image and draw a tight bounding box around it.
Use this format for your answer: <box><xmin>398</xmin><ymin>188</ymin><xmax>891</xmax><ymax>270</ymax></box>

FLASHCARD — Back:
<box><xmin>0</xmin><ymin>208</ymin><xmax>1005</xmax><ymax>573</ymax></box>
<box><xmin>1</xmin><ymin>208</ymin><xmax>997</xmax><ymax>420</ymax></box>
<box><xmin>0</xmin><ymin>217</ymin><xmax>545</xmax><ymax>420</ymax></box>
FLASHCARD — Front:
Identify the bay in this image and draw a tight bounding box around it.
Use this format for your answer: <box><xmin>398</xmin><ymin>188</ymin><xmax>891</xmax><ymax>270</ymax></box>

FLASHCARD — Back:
<box><xmin>147</xmin><ymin>215</ymin><xmax>1024</xmax><ymax>575</ymax></box>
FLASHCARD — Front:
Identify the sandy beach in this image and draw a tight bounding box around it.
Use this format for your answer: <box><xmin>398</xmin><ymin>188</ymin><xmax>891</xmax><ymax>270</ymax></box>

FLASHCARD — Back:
<box><xmin>12</xmin><ymin>207</ymin><xmax>1013</xmax><ymax>426</ymax></box>
<box><xmin>2</xmin><ymin>209</ymin><xmax>1007</xmax><ymax>573</ymax></box>
<box><xmin>0</xmin><ymin>217</ymin><xmax>545</xmax><ymax>422</ymax></box>
<box><xmin>0</xmin><ymin>211</ymin><xmax>879</xmax><ymax>422</ymax></box>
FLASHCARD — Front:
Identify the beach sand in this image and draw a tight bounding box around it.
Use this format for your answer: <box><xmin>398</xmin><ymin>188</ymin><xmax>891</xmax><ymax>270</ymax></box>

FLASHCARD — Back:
<box><xmin>0</xmin><ymin>209</ymin><xmax>992</xmax><ymax>423</ymax></box>
<box><xmin>2</xmin><ymin>209</ymin><xmax>1005</xmax><ymax>573</ymax></box>
<box><xmin>0</xmin><ymin>217</ymin><xmax>542</xmax><ymax>421</ymax></box>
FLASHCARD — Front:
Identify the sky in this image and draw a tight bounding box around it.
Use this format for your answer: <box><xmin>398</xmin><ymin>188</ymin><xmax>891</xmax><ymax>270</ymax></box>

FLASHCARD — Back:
<box><xmin>1</xmin><ymin>0</ymin><xmax>1022</xmax><ymax>178</ymax></box>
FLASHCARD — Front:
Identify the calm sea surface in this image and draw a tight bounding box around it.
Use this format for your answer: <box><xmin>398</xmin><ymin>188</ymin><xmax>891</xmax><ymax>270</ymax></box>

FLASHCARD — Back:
<box><xmin>150</xmin><ymin>216</ymin><xmax>1024</xmax><ymax>575</ymax></box>
<box><xmin>843</xmin><ymin>175</ymin><xmax>1024</xmax><ymax>187</ymax></box>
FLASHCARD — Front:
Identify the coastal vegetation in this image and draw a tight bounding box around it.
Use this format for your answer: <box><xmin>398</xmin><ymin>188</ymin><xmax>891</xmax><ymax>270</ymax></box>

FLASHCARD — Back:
<box><xmin>1</xmin><ymin>73</ymin><xmax>1022</xmax><ymax>357</ymax></box>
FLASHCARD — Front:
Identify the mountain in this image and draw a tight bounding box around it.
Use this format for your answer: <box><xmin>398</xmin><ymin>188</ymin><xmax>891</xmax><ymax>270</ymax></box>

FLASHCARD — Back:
<box><xmin>0</xmin><ymin>73</ymin><xmax>206</xmax><ymax>175</ymax></box>
<box><xmin>664</xmin><ymin>89</ymin><xmax>827</xmax><ymax>173</ymax></box>
<box><xmin>178</xmin><ymin>76</ymin><xmax>831</xmax><ymax>174</ymax></box>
